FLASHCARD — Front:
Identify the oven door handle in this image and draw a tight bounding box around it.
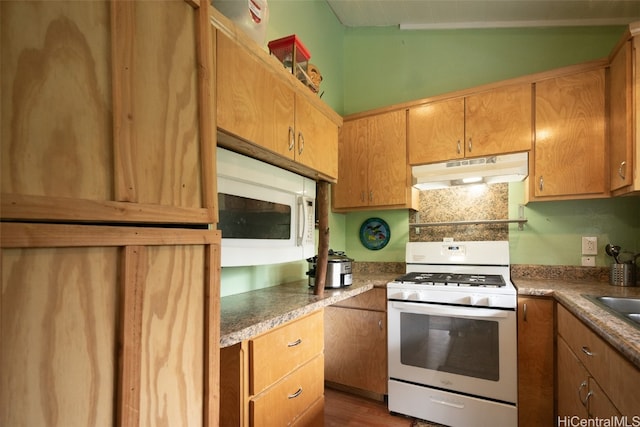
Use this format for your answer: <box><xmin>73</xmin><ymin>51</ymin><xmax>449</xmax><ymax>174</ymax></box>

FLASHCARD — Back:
<box><xmin>390</xmin><ymin>301</ymin><xmax>510</xmax><ymax>319</ymax></box>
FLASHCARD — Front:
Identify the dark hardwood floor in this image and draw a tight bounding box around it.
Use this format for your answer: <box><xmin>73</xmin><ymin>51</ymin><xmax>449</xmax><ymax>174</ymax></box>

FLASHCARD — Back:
<box><xmin>324</xmin><ymin>387</ymin><xmax>414</xmax><ymax>427</ymax></box>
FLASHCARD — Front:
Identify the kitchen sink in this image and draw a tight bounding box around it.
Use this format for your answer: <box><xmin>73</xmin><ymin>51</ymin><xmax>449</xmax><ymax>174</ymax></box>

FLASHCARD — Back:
<box><xmin>585</xmin><ymin>295</ymin><xmax>640</xmax><ymax>328</ymax></box>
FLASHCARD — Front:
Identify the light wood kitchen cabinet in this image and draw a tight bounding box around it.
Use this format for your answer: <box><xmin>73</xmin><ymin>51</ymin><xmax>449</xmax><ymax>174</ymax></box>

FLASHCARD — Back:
<box><xmin>408</xmin><ymin>83</ymin><xmax>532</xmax><ymax>165</ymax></box>
<box><xmin>557</xmin><ymin>304</ymin><xmax>640</xmax><ymax>419</ymax></box>
<box><xmin>609</xmin><ymin>24</ymin><xmax>640</xmax><ymax>196</ymax></box>
<box><xmin>220</xmin><ymin>310</ymin><xmax>325</xmax><ymax>427</ymax></box>
<box><xmin>216</xmin><ymin>31</ymin><xmax>295</xmax><ymax>162</ymax></box>
<box><xmin>529</xmin><ymin>68</ymin><xmax>608</xmax><ymax>201</ymax></box>
<box><xmin>332</xmin><ymin>110</ymin><xmax>417</xmax><ymax>212</ymax></box>
<box><xmin>1</xmin><ymin>0</ymin><xmax>217</xmax><ymax>224</ymax></box>
<box><xmin>215</xmin><ymin>25</ymin><xmax>340</xmax><ymax>182</ymax></box>
<box><xmin>0</xmin><ymin>222</ymin><xmax>221</xmax><ymax>427</ymax></box>
<box><xmin>517</xmin><ymin>296</ymin><xmax>554</xmax><ymax>427</ymax></box>
<box><xmin>609</xmin><ymin>39</ymin><xmax>634</xmax><ymax>193</ymax></box>
<box><xmin>324</xmin><ymin>288</ymin><xmax>388</xmax><ymax>399</ymax></box>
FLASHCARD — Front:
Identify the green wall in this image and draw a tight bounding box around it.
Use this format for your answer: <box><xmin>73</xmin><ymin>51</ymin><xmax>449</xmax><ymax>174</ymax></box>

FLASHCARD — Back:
<box><xmin>342</xmin><ymin>25</ymin><xmax>626</xmax><ymax>115</ymax></box>
<box><xmin>218</xmin><ymin>1</ymin><xmax>640</xmax><ymax>297</ymax></box>
<box><xmin>509</xmin><ymin>183</ymin><xmax>640</xmax><ymax>266</ymax></box>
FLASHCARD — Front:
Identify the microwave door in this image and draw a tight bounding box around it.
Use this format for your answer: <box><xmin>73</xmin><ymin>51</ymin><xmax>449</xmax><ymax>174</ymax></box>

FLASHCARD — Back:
<box><xmin>217</xmin><ymin>176</ymin><xmax>307</xmax><ymax>267</ymax></box>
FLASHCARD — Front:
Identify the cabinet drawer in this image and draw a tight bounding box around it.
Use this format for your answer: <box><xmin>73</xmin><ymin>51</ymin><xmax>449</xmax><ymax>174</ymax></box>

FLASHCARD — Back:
<box><xmin>250</xmin><ymin>355</ymin><xmax>324</xmax><ymax>427</ymax></box>
<box><xmin>557</xmin><ymin>304</ymin><xmax>640</xmax><ymax>416</ymax></box>
<box><xmin>292</xmin><ymin>395</ymin><xmax>324</xmax><ymax>427</ymax></box>
<box><xmin>249</xmin><ymin>310</ymin><xmax>323</xmax><ymax>395</ymax></box>
<box><xmin>331</xmin><ymin>288</ymin><xmax>386</xmax><ymax>311</ymax></box>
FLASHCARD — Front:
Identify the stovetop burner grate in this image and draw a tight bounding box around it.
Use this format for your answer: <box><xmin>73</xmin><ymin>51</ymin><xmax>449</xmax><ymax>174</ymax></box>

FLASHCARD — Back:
<box><xmin>395</xmin><ymin>271</ymin><xmax>506</xmax><ymax>287</ymax></box>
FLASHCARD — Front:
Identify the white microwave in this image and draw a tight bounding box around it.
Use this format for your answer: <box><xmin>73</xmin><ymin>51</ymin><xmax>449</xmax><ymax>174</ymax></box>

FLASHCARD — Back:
<box><xmin>216</xmin><ymin>147</ymin><xmax>316</xmax><ymax>267</ymax></box>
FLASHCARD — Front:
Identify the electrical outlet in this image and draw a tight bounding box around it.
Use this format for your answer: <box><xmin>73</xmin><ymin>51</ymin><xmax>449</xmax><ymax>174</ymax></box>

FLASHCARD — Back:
<box><xmin>581</xmin><ymin>256</ymin><xmax>596</xmax><ymax>267</ymax></box>
<box><xmin>582</xmin><ymin>236</ymin><xmax>598</xmax><ymax>255</ymax></box>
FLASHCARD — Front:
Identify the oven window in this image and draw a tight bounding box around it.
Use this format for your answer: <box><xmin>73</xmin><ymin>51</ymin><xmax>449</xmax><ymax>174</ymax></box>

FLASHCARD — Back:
<box><xmin>400</xmin><ymin>313</ymin><xmax>499</xmax><ymax>381</ymax></box>
<box><xmin>218</xmin><ymin>193</ymin><xmax>291</xmax><ymax>239</ymax></box>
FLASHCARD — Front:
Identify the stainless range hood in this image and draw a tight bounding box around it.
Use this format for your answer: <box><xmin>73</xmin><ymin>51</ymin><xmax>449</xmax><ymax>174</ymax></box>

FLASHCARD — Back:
<box><xmin>412</xmin><ymin>152</ymin><xmax>529</xmax><ymax>190</ymax></box>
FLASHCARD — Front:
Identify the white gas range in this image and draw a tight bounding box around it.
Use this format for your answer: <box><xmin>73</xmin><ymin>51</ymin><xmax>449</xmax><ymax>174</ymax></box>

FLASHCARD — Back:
<box><xmin>387</xmin><ymin>241</ymin><xmax>518</xmax><ymax>427</ymax></box>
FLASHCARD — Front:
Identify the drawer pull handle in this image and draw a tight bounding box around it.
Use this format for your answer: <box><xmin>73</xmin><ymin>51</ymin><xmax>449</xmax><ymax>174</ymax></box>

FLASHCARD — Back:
<box><xmin>288</xmin><ymin>338</ymin><xmax>302</xmax><ymax>347</ymax></box>
<box><xmin>581</xmin><ymin>346</ymin><xmax>593</xmax><ymax>357</ymax></box>
<box><xmin>288</xmin><ymin>387</ymin><xmax>303</xmax><ymax>399</ymax></box>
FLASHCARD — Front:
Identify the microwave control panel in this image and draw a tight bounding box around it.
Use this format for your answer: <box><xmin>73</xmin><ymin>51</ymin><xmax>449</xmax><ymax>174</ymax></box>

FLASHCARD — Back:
<box><xmin>300</xmin><ymin>198</ymin><xmax>315</xmax><ymax>246</ymax></box>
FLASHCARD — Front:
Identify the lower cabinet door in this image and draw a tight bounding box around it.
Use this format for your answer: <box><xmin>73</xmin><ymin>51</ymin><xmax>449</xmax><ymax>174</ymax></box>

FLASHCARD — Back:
<box><xmin>1</xmin><ymin>223</ymin><xmax>220</xmax><ymax>427</ymax></box>
<box><xmin>250</xmin><ymin>355</ymin><xmax>324</xmax><ymax>427</ymax></box>
<box><xmin>517</xmin><ymin>296</ymin><xmax>554</xmax><ymax>427</ymax></box>
<box><xmin>324</xmin><ymin>305</ymin><xmax>387</xmax><ymax>395</ymax></box>
<box><xmin>557</xmin><ymin>336</ymin><xmax>590</xmax><ymax>420</ymax></box>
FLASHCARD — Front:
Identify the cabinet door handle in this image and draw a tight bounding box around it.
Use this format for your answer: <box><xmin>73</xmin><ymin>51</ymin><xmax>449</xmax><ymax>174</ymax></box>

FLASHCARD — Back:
<box><xmin>288</xmin><ymin>387</ymin><xmax>303</xmax><ymax>399</ymax></box>
<box><xmin>578</xmin><ymin>380</ymin><xmax>589</xmax><ymax>406</ymax></box>
<box><xmin>539</xmin><ymin>176</ymin><xmax>544</xmax><ymax>191</ymax></box>
<box><xmin>288</xmin><ymin>126</ymin><xmax>295</xmax><ymax>151</ymax></box>
<box><xmin>581</xmin><ymin>346</ymin><xmax>593</xmax><ymax>357</ymax></box>
<box><xmin>468</xmin><ymin>137</ymin><xmax>472</xmax><ymax>152</ymax></box>
<box><xmin>456</xmin><ymin>140</ymin><xmax>461</xmax><ymax>154</ymax></box>
<box><xmin>369</xmin><ymin>191</ymin><xmax>373</xmax><ymax>203</ymax></box>
<box><xmin>378</xmin><ymin>320</ymin><xmax>383</xmax><ymax>330</ymax></box>
<box><xmin>288</xmin><ymin>338</ymin><xmax>302</xmax><ymax>347</ymax></box>
<box><xmin>523</xmin><ymin>303</ymin><xmax>528</xmax><ymax>322</ymax></box>
<box><xmin>298</xmin><ymin>132</ymin><xmax>304</xmax><ymax>155</ymax></box>
<box><xmin>618</xmin><ymin>161</ymin><xmax>627</xmax><ymax>180</ymax></box>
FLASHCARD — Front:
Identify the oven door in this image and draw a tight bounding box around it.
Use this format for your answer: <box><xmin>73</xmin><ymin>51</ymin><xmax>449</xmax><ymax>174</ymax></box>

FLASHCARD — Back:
<box><xmin>388</xmin><ymin>300</ymin><xmax>517</xmax><ymax>404</ymax></box>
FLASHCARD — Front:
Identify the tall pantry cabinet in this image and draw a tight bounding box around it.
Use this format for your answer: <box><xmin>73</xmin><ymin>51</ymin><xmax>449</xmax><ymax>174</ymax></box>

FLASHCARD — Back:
<box><xmin>1</xmin><ymin>1</ymin><xmax>221</xmax><ymax>427</ymax></box>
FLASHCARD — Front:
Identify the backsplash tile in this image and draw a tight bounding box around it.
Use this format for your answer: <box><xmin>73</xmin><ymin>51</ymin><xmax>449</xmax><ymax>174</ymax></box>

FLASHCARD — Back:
<box><xmin>409</xmin><ymin>183</ymin><xmax>509</xmax><ymax>242</ymax></box>
<box><xmin>353</xmin><ymin>262</ymin><xmax>404</xmax><ymax>275</ymax></box>
<box><xmin>511</xmin><ymin>264</ymin><xmax>610</xmax><ymax>282</ymax></box>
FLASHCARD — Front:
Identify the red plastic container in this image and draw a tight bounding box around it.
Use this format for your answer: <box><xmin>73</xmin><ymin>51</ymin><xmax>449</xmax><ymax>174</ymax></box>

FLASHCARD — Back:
<box><xmin>268</xmin><ymin>35</ymin><xmax>311</xmax><ymax>73</ymax></box>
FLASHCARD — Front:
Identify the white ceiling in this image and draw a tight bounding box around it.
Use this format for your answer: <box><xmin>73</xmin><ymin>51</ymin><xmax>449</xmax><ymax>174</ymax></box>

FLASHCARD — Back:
<box><xmin>325</xmin><ymin>0</ymin><xmax>640</xmax><ymax>29</ymax></box>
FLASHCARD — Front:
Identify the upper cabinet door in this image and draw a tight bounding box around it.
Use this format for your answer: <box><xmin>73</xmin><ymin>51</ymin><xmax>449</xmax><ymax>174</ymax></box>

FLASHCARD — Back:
<box><xmin>367</xmin><ymin>110</ymin><xmax>408</xmax><ymax>207</ymax></box>
<box><xmin>333</xmin><ymin>110</ymin><xmax>412</xmax><ymax>211</ymax></box>
<box><xmin>533</xmin><ymin>69</ymin><xmax>607</xmax><ymax>199</ymax></box>
<box><xmin>409</xmin><ymin>98</ymin><xmax>465</xmax><ymax>165</ymax></box>
<box><xmin>294</xmin><ymin>94</ymin><xmax>339</xmax><ymax>180</ymax></box>
<box><xmin>216</xmin><ymin>32</ymin><xmax>296</xmax><ymax>162</ymax></box>
<box><xmin>609</xmin><ymin>40</ymin><xmax>633</xmax><ymax>192</ymax></box>
<box><xmin>1</xmin><ymin>0</ymin><xmax>216</xmax><ymax>223</ymax></box>
<box><xmin>465</xmin><ymin>83</ymin><xmax>532</xmax><ymax>157</ymax></box>
<box><xmin>333</xmin><ymin>117</ymin><xmax>371</xmax><ymax>209</ymax></box>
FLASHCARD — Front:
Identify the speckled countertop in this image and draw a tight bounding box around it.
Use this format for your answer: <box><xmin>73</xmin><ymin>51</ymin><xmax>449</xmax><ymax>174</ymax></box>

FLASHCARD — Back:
<box><xmin>220</xmin><ymin>268</ymin><xmax>640</xmax><ymax>371</ymax></box>
<box><xmin>515</xmin><ymin>278</ymin><xmax>640</xmax><ymax>369</ymax></box>
<box><xmin>220</xmin><ymin>274</ymin><xmax>395</xmax><ymax>348</ymax></box>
